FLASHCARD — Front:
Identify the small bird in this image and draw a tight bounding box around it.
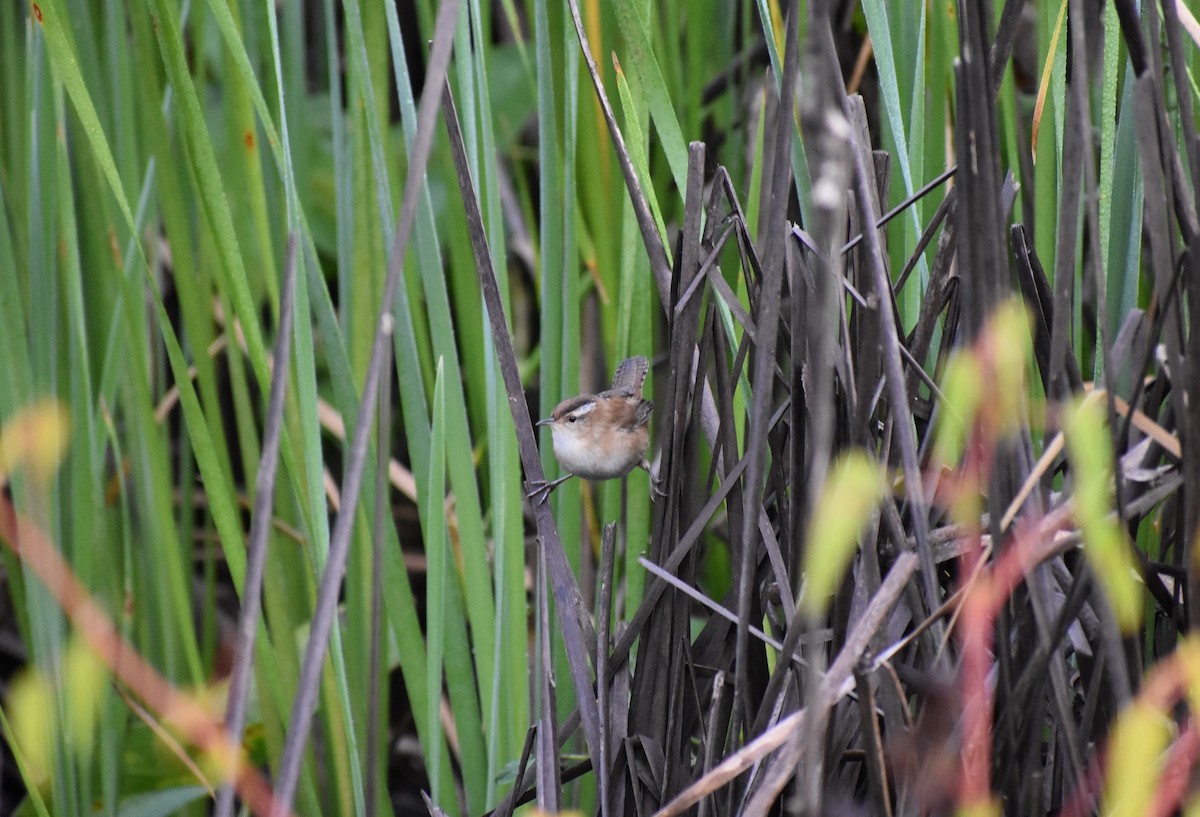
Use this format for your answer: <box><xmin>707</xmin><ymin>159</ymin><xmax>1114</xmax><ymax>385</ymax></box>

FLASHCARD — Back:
<box><xmin>529</xmin><ymin>355</ymin><xmax>654</xmax><ymax>504</ymax></box>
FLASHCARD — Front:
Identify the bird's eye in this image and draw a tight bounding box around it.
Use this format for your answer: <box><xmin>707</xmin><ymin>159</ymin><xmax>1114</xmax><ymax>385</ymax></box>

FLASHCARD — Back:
<box><xmin>567</xmin><ymin>415</ymin><xmax>576</xmax><ymax>423</ymax></box>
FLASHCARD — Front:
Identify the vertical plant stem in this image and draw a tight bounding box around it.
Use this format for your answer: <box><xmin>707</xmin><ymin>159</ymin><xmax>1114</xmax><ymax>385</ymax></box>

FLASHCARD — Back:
<box><xmin>216</xmin><ymin>235</ymin><xmax>298</xmax><ymax>817</ymax></box>
<box><xmin>268</xmin><ymin>1</ymin><xmax>461</xmax><ymax>812</ymax></box>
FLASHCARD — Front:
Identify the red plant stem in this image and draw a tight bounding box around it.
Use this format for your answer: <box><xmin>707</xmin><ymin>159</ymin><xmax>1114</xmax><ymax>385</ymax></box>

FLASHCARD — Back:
<box><xmin>1055</xmin><ymin>755</ymin><xmax>1104</xmax><ymax>817</ymax></box>
<box><xmin>952</xmin><ymin>425</ymin><xmax>1080</xmax><ymax>808</ymax></box>
<box><xmin>1148</xmin><ymin>716</ymin><xmax>1200</xmax><ymax>817</ymax></box>
<box><xmin>958</xmin><ymin>511</ymin><xmax>1081</xmax><ymax>807</ymax></box>
<box><xmin>0</xmin><ymin>495</ymin><xmax>290</xmax><ymax>817</ymax></box>
<box><xmin>952</xmin><ymin>426</ymin><xmax>993</xmax><ymax>807</ymax></box>
<box><xmin>958</xmin><ymin>580</ymin><xmax>993</xmax><ymax>805</ymax></box>
<box><xmin>1058</xmin><ymin>649</ymin><xmax>1197</xmax><ymax>817</ymax></box>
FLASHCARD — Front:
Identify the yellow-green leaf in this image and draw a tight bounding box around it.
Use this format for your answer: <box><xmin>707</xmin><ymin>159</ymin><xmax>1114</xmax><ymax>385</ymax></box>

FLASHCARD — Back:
<box><xmin>1102</xmin><ymin>701</ymin><xmax>1170</xmax><ymax>817</ymax></box>
<box><xmin>986</xmin><ymin>299</ymin><xmax>1033</xmax><ymax>433</ymax></box>
<box><xmin>5</xmin><ymin>668</ymin><xmax>55</xmax><ymax>785</ymax></box>
<box><xmin>0</xmin><ymin>399</ymin><xmax>70</xmax><ymax>481</ymax></box>
<box><xmin>933</xmin><ymin>351</ymin><xmax>983</xmax><ymax>467</ymax></box>
<box><xmin>801</xmin><ymin>451</ymin><xmax>887</xmax><ymax>618</ymax></box>
<box><xmin>62</xmin><ymin>638</ymin><xmax>106</xmax><ymax>754</ymax></box>
<box><xmin>956</xmin><ymin>799</ymin><xmax>1001</xmax><ymax>817</ymax></box>
<box><xmin>1064</xmin><ymin>396</ymin><xmax>1142</xmax><ymax>631</ymax></box>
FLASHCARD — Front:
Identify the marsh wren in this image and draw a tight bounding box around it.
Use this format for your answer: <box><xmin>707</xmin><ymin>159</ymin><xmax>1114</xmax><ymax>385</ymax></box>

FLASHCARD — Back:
<box><xmin>528</xmin><ymin>355</ymin><xmax>654</xmax><ymax>504</ymax></box>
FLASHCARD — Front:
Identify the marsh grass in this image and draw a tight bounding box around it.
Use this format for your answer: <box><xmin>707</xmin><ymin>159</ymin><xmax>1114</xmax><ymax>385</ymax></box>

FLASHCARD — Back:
<box><xmin>2</xmin><ymin>1</ymin><xmax>1200</xmax><ymax>815</ymax></box>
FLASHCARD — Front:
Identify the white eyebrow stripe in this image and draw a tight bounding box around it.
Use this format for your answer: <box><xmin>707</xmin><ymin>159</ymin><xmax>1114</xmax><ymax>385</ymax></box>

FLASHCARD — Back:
<box><xmin>570</xmin><ymin>401</ymin><xmax>596</xmax><ymax>417</ymax></box>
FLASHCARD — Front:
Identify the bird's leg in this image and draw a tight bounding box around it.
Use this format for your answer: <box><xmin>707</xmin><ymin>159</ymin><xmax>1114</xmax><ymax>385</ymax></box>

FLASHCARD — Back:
<box><xmin>527</xmin><ymin>474</ymin><xmax>574</xmax><ymax>505</ymax></box>
<box><xmin>641</xmin><ymin>460</ymin><xmax>666</xmax><ymax>499</ymax></box>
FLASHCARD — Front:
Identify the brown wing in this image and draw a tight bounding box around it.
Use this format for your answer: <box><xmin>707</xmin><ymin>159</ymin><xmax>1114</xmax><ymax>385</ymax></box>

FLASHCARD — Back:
<box><xmin>600</xmin><ymin>397</ymin><xmax>651</xmax><ymax>432</ymax></box>
<box><xmin>633</xmin><ymin>399</ymin><xmax>653</xmax><ymax>429</ymax></box>
<box><xmin>610</xmin><ymin>355</ymin><xmax>649</xmax><ymax>396</ymax></box>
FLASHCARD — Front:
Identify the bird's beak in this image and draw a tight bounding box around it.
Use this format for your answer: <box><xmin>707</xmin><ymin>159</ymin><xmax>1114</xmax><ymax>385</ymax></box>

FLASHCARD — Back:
<box><xmin>536</xmin><ymin>417</ymin><xmax>553</xmax><ymax>427</ymax></box>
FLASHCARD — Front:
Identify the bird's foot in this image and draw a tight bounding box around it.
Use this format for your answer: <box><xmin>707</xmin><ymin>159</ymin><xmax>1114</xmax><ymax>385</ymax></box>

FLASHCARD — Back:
<box><xmin>650</xmin><ymin>477</ymin><xmax>667</xmax><ymax>501</ymax></box>
<box><xmin>527</xmin><ymin>475</ymin><xmax>572</xmax><ymax>505</ymax></box>
<box><xmin>640</xmin><ymin>459</ymin><xmax>666</xmax><ymax>501</ymax></box>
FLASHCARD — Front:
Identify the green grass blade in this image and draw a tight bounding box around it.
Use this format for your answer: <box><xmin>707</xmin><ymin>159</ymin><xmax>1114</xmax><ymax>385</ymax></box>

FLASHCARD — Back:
<box><xmin>610</xmin><ymin>0</ymin><xmax>689</xmax><ymax>196</ymax></box>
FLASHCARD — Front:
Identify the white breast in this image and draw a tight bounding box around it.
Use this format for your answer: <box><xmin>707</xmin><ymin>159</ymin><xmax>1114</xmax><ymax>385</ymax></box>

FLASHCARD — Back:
<box><xmin>551</xmin><ymin>427</ymin><xmax>641</xmax><ymax>480</ymax></box>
